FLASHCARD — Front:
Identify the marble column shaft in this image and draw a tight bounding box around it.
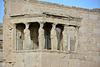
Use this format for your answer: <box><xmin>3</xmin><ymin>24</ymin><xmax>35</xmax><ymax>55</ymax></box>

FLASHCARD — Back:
<box><xmin>51</xmin><ymin>24</ymin><xmax>58</xmax><ymax>50</ymax></box>
<box><xmin>24</xmin><ymin>23</ymin><xmax>31</xmax><ymax>50</ymax></box>
<box><xmin>38</xmin><ymin>23</ymin><xmax>45</xmax><ymax>49</ymax></box>
<box><xmin>13</xmin><ymin>24</ymin><xmax>17</xmax><ymax>50</ymax></box>
<box><xmin>75</xmin><ymin>27</ymin><xmax>79</xmax><ymax>52</ymax></box>
<box><xmin>62</xmin><ymin>25</ymin><xmax>68</xmax><ymax>51</ymax></box>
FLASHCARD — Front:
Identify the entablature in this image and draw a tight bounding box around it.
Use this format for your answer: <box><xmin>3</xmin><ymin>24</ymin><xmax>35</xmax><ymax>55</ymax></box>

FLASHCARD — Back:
<box><xmin>9</xmin><ymin>12</ymin><xmax>82</xmax><ymax>26</ymax></box>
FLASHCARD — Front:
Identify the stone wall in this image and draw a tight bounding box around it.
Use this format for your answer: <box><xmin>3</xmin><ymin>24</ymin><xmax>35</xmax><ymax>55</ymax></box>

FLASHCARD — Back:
<box><xmin>0</xmin><ymin>23</ymin><xmax>3</xmax><ymax>67</ymax></box>
<box><xmin>0</xmin><ymin>23</ymin><xmax>3</xmax><ymax>49</ymax></box>
<box><xmin>3</xmin><ymin>0</ymin><xmax>100</xmax><ymax>67</ymax></box>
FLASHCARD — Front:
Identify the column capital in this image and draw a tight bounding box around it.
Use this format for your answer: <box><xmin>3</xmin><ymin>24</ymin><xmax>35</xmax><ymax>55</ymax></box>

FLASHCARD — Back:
<box><xmin>39</xmin><ymin>23</ymin><xmax>44</xmax><ymax>29</ymax></box>
<box><xmin>52</xmin><ymin>23</ymin><xmax>57</xmax><ymax>29</ymax></box>
<box><xmin>40</xmin><ymin>22</ymin><xmax>44</xmax><ymax>25</ymax></box>
<box><xmin>53</xmin><ymin>23</ymin><xmax>58</xmax><ymax>25</ymax></box>
<box><xmin>25</xmin><ymin>23</ymin><xmax>30</xmax><ymax>29</ymax></box>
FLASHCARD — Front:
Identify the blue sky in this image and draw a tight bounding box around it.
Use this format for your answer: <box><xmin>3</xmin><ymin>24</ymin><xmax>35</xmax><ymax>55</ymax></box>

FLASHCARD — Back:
<box><xmin>0</xmin><ymin>0</ymin><xmax>100</xmax><ymax>23</ymax></box>
<box><xmin>0</xmin><ymin>0</ymin><xmax>4</xmax><ymax>23</ymax></box>
<box><xmin>40</xmin><ymin>0</ymin><xmax>100</xmax><ymax>9</ymax></box>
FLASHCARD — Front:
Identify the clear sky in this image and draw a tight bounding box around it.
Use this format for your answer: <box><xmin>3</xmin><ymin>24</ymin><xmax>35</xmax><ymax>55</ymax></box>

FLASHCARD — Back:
<box><xmin>0</xmin><ymin>0</ymin><xmax>4</xmax><ymax>23</ymax></box>
<box><xmin>0</xmin><ymin>0</ymin><xmax>100</xmax><ymax>23</ymax></box>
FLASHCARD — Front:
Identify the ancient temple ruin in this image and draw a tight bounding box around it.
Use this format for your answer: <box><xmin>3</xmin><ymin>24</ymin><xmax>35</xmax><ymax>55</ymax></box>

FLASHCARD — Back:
<box><xmin>1</xmin><ymin>0</ymin><xmax>100</xmax><ymax>67</ymax></box>
<box><xmin>13</xmin><ymin>12</ymin><xmax>80</xmax><ymax>51</ymax></box>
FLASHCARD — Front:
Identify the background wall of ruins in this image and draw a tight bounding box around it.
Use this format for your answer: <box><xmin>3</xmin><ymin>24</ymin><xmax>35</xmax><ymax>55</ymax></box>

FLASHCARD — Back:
<box><xmin>2</xmin><ymin>0</ymin><xmax>100</xmax><ymax>67</ymax></box>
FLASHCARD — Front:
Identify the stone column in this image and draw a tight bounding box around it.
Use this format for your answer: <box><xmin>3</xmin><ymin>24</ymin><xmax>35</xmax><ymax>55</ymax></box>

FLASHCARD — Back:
<box><xmin>38</xmin><ymin>23</ymin><xmax>45</xmax><ymax>49</ymax></box>
<box><xmin>67</xmin><ymin>30</ymin><xmax>70</xmax><ymax>51</ymax></box>
<box><xmin>23</xmin><ymin>23</ymin><xmax>31</xmax><ymax>50</ymax></box>
<box><xmin>13</xmin><ymin>24</ymin><xmax>16</xmax><ymax>50</ymax></box>
<box><xmin>51</xmin><ymin>23</ymin><xmax>58</xmax><ymax>50</ymax></box>
<box><xmin>75</xmin><ymin>27</ymin><xmax>79</xmax><ymax>52</ymax></box>
<box><xmin>62</xmin><ymin>25</ymin><xmax>68</xmax><ymax>51</ymax></box>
